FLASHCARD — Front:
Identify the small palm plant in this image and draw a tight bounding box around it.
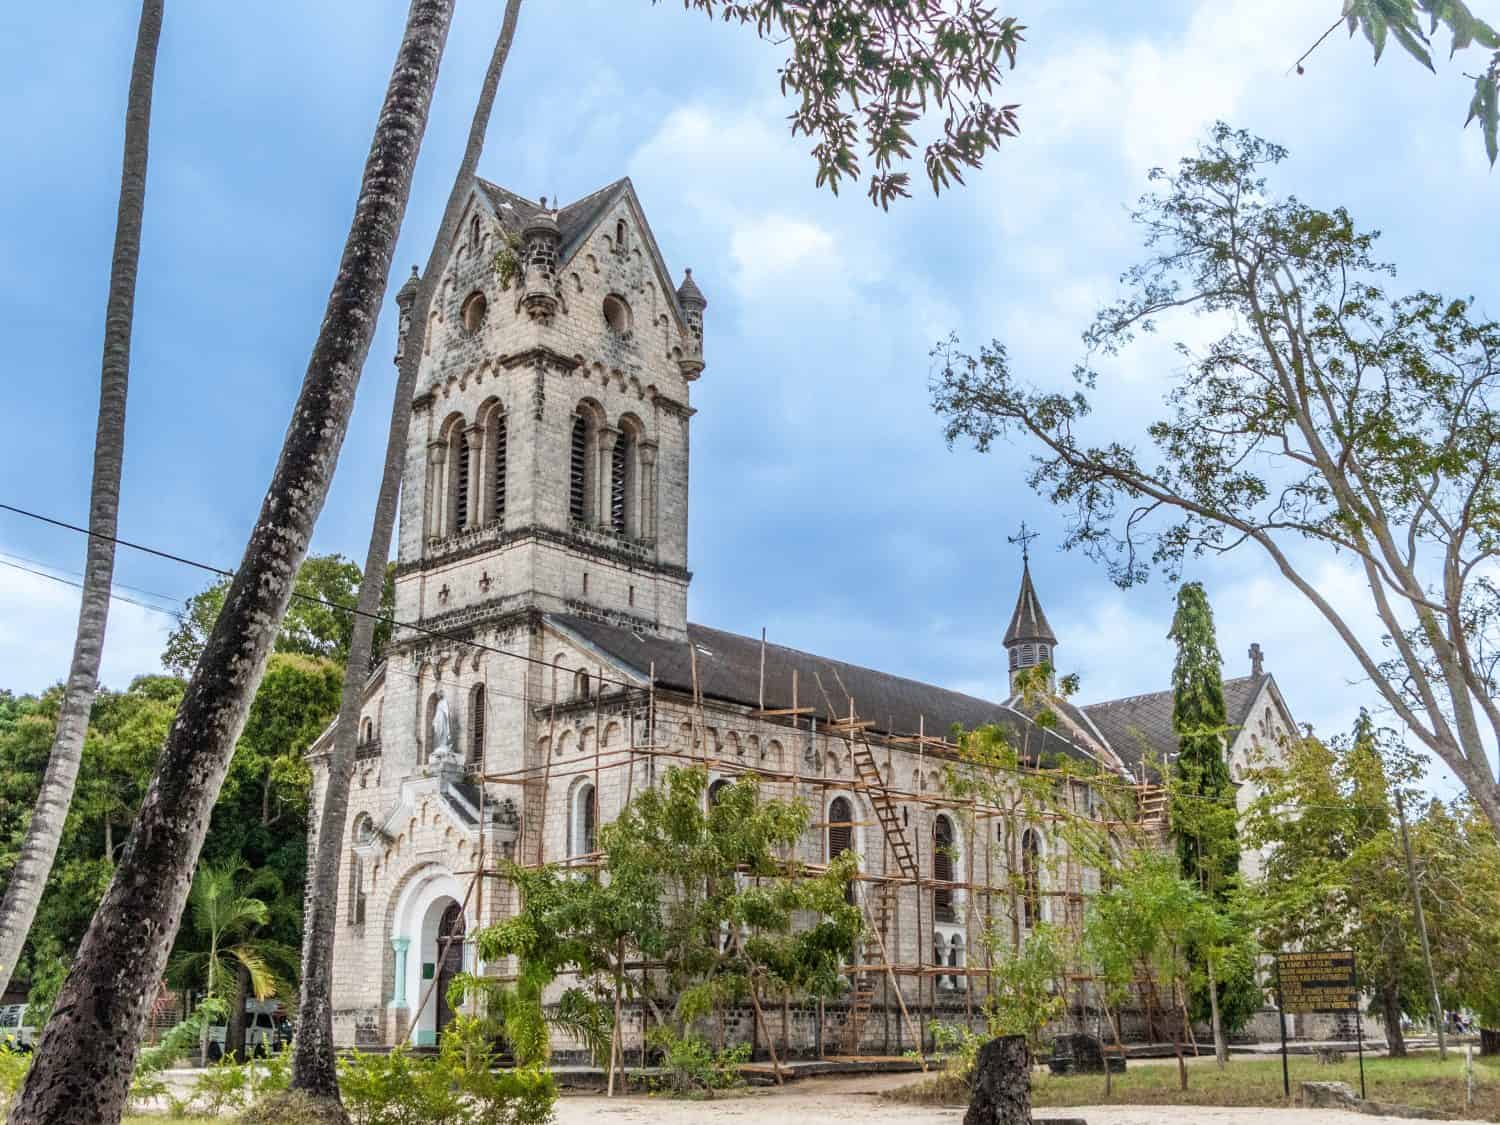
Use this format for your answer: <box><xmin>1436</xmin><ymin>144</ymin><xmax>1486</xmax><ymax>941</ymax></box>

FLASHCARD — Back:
<box><xmin>168</xmin><ymin>862</ymin><xmax>290</xmax><ymax>1066</ymax></box>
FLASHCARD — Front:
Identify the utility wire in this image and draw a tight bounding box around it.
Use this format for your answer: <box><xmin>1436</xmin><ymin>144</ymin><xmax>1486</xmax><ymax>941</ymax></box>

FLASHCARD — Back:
<box><xmin>0</xmin><ymin>500</ymin><xmax>639</xmax><ymax>690</ymax></box>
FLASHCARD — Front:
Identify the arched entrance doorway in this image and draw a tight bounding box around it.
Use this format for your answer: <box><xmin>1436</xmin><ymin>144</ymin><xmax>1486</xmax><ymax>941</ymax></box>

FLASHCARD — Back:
<box><xmin>434</xmin><ymin>901</ymin><xmax>466</xmax><ymax>1041</ymax></box>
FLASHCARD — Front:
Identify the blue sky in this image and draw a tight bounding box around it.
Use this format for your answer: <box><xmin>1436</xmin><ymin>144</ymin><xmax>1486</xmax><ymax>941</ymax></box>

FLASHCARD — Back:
<box><xmin>1</xmin><ymin>1</ymin><xmax>1495</xmax><ymax>795</ymax></box>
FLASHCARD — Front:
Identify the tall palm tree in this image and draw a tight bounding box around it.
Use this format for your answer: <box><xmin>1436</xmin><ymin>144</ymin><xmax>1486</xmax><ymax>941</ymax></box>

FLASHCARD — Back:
<box><xmin>0</xmin><ymin>0</ymin><xmax>163</xmax><ymax>1001</ymax></box>
<box><xmin>167</xmin><ymin>863</ymin><xmax>287</xmax><ymax>1066</ymax></box>
<box><xmin>291</xmin><ymin>0</ymin><xmax>525</xmax><ymax>1103</ymax></box>
<box><xmin>10</xmin><ymin>4</ymin><xmax>455</xmax><ymax>1122</ymax></box>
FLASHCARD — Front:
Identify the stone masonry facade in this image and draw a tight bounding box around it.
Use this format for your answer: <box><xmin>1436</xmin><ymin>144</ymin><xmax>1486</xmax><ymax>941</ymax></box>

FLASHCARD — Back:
<box><xmin>308</xmin><ymin>175</ymin><xmax>1306</xmax><ymax>1057</ymax></box>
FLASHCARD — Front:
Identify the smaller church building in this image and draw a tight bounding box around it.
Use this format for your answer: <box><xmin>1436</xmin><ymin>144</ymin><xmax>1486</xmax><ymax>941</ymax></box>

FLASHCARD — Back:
<box><xmin>308</xmin><ymin>174</ymin><xmax>1300</xmax><ymax>1054</ymax></box>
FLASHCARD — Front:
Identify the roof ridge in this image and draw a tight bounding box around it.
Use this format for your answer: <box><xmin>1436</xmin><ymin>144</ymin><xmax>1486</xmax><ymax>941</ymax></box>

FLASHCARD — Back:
<box><xmin>1083</xmin><ymin>673</ymin><xmax>1258</xmax><ymax>711</ymax></box>
<box><xmin>688</xmin><ymin>620</ymin><xmax>1007</xmax><ymax>712</ymax></box>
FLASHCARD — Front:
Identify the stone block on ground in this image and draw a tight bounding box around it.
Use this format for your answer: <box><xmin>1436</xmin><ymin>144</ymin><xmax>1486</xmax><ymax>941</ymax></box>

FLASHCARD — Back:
<box><xmin>1299</xmin><ymin>1080</ymin><xmax>1455</xmax><ymax>1120</ymax></box>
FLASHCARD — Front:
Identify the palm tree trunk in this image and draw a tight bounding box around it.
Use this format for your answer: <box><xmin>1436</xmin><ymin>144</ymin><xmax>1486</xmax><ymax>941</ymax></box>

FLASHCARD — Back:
<box><xmin>228</xmin><ymin>963</ymin><xmax>250</xmax><ymax>1062</ymax></box>
<box><xmin>9</xmin><ymin>5</ymin><xmax>453</xmax><ymax>1122</ymax></box>
<box><xmin>290</xmin><ymin>0</ymin><xmax>524</xmax><ymax>1101</ymax></box>
<box><xmin>0</xmin><ymin>0</ymin><xmax>162</xmax><ymax>1002</ymax></box>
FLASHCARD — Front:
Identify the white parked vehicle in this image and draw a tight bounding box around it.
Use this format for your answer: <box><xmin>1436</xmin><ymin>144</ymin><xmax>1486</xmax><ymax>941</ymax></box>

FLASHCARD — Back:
<box><xmin>0</xmin><ymin>1004</ymin><xmax>37</xmax><ymax>1051</ymax></box>
<box><xmin>206</xmin><ymin>1000</ymin><xmax>291</xmax><ymax>1061</ymax></box>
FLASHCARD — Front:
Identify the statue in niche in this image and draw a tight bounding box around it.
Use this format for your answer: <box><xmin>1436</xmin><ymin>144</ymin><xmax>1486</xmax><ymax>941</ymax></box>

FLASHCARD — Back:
<box><xmin>431</xmin><ymin>692</ymin><xmax>453</xmax><ymax>758</ymax></box>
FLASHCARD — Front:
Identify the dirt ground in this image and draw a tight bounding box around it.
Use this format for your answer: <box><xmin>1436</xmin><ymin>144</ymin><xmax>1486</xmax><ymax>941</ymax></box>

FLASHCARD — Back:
<box><xmin>549</xmin><ymin>1073</ymin><xmax>1437</xmax><ymax>1124</ymax></box>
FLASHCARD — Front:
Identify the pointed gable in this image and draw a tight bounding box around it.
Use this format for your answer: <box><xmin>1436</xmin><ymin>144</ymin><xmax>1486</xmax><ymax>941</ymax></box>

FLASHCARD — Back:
<box><xmin>475</xmin><ymin>175</ymin><xmax>690</xmax><ymax>333</ymax></box>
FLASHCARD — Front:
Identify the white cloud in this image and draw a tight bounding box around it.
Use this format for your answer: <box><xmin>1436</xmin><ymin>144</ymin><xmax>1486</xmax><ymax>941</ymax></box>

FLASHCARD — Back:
<box><xmin>728</xmin><ymin>215</ymin><xmax>837</xmax><ymax>298</ymax></box>
<box><xmin>0</xmin><ymin>565</ymin><xmax>170</xmax><ymax>696</ymax></box>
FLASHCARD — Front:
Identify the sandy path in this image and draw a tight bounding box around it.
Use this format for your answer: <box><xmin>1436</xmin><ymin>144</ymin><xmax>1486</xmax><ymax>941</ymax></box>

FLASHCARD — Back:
<box><xmin>550</xmin><ymin>1075</ymin><xmax>1434</xmax><ymax>1124</ymax></box>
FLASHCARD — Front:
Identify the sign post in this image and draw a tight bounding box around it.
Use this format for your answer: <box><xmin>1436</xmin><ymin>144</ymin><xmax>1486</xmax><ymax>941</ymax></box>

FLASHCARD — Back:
<box><xmin>1276</xmin><ymin>950</ymin><xmax>1361</xmax><ymax>1101</ymax></box>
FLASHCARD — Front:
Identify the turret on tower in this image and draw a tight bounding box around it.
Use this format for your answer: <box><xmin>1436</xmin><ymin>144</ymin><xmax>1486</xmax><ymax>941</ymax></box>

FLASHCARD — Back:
<box><xmin>1003</xmin><ymin>557</ymin><xmax>1058</xmax><ymax>694</ymax></box>
<box><xmin>676</xmin><ymin>268</ymin><xmax>707</xmax><ymax>378</ymax></box>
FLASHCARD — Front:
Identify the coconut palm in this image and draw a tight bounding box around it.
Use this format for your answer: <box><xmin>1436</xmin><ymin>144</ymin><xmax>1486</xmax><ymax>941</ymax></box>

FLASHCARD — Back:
<box><xmin>168</xmin><ymin>863</ymin><xmax>291</xmax><ymax>1066</ymax></box>
<box><xmin>10</xmin><ymin>4</ymin><xmax>455</xmax><ymax>1121</ymax></box>
<box><xmin>291</xmin><ymin>0</ymin><xmax>525</xmax><ymax>1104</ymax></box>
<box><xmin>0</xmin><ymin>0</ymin><xmax>163</xmax><ymax>1000</ymax></box>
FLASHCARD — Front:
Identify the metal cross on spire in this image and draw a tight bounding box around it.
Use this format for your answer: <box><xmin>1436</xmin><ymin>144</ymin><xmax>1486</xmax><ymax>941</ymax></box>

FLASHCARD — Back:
<box><xmin>1007</xmin><ymin>521</ymin><xmax>1039</xmax><ymax>564</ymax></box>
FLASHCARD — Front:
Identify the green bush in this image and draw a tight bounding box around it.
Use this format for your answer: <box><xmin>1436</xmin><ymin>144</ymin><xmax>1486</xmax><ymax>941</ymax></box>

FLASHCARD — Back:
<box><xmin>648</xmin><ymin>1029</ymin><xmax>749</xmax><ymax>1096</ymax></box>
<box><xmin>336</xmin><ymin>1029</ymin><xmax>555</xmax><ymax>1125</ymax></box>
<box><xmin>235</xmin><ymin>1089</ymin><xmax>352</xmax><ymax>1125</ymax></box>
<box><xmin>0</xmin><ymin>1042</ymin><xmax>32</xmax><ymax>1116</ymax></box>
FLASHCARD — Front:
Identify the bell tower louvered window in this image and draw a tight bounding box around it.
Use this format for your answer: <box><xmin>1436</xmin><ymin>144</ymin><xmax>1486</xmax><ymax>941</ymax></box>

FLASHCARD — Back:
<box><xmin>491</xmin><ymin>413</ymin><xmax>507</xmax><ymax>524</ymax></box>
<box><xmin>610</xmin><ymin>432</ymin><xmax>633</xmax><ymax>533</ymax></box>
<box><xmin>454</xmin><ymin>430</ymin><xmax>470</xmax><ymax>533</ymax></box>
<box><xmin>933</xmin><ymin>814</ymin><xmax>955</xmax><ymax>923</ymax></box>
<box><xmin>469</xmin><ymin>685</ymin><xmax>485</xmax><ymax>766</ymax></box>
<box><xmin>569</xmin><ymin>414</ymin><xmax>588</xmax><ymax>523</ymax></box>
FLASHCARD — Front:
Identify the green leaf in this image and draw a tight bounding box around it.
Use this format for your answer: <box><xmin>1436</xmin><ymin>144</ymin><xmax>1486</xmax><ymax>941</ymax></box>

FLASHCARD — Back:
<box><xmin>1467</xmin><ymin>66</ymin><xmax>1500</xmax><ymax>166</ymax></box>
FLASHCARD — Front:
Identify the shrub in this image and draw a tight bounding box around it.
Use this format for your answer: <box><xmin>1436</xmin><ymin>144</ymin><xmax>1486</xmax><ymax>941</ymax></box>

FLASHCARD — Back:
<box><xmin>336</xmin><ymin>1033</ymin><xmax>555</xmax><ymax>1125</ymax></box>
<box><xmin>648</xmin><ymin>1029</ymin><xmax>749</xmax><ymax>1096</ymax></box>
<box><xmin>236</xmin><ymin>1089</ymin><xmax>352</xmax><ymax>1125</ymax></box>
<box><xmin>0</xmin><ymin>1043</ymin><xmax>31</xmax><ymax>1116</ymax></box>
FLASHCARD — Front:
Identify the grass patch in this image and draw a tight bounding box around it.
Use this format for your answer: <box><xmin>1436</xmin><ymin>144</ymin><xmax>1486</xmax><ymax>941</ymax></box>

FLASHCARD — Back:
<box><xmin>884</xmin><ymin>1050</ymin><xmax>1500</xmax><ymax>1120</ymax></box>
<box><xmin>1030</xmin><ymin>1051</ymin><xmax>1500</xmax><ymax>1120</ymax></box>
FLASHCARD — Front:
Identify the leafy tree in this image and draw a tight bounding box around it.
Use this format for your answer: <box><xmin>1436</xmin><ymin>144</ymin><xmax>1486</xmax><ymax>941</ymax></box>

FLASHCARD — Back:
<box><xmin>167</xmin><ymin>862</ymin><xmax>293</xmax><ymax>1066</ymax></box>
<box><xmin>1083</xmin><ymin>848</ymin><xmax>1213</xmax><ymax>1090</ymax></box>
<box><xmin>1165</xmin><ymin>581</ymin><xmax>1247</xmax><ymax>1064</ymax></box>
<box><xmin>0</xmin><ymin>0</ymin><xmax>164</xmax><ymax>1005</ymax></box>
<box><xmin>476</xmin><ymin>767</ymin><xmax>860</xmax><ymax>1090</ymax></box>
<box><xmin>1239</xmin><ymin>715</ymin><xmax>1500</xmax><ymax>1056</ymax></box>
<box><xmin>672</xmin><ymin>0</ymin><xmax>1025</xmax><ymax>208</ymax></box>
<box><xmin>981</xmin><ymin>921</ymin><xmax>1066</xmax><ymax>1059</ymax></box>
<box><xmin>1312</xmin><ymin>1</ymin><xmax>1500</xmax><ymax>165</ymax></box>
<box><xmin>162</xmin><ymin>555</ymin><xmax>394</xmax><ymax>678</ymax></box>
<box><xmin>933</xmin><ymin>124</ymin><xmax>1500</xmax><ymax>838</ymax></box>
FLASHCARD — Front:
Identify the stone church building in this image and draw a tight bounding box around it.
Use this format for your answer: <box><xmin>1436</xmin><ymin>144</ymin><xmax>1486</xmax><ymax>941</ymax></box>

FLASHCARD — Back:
<box><xmin>307</xmin><ymin>176</ymin><xmax>1300</xmax><ymax>1053</ymax></box>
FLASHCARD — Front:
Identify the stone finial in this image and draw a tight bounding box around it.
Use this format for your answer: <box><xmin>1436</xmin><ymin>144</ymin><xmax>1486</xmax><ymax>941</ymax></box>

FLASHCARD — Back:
<box><xmin>1249</xmin><ymin>642</ymin><xmax>1264</xmax><ymax>677</ymax></box>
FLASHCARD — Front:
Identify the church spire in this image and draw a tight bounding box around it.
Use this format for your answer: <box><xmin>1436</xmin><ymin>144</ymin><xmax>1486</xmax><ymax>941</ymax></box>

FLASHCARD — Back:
<box><xmin>1004</xmin><ymin>527</ymin><xmax>1058</xmax><ymax>693</ymax></box>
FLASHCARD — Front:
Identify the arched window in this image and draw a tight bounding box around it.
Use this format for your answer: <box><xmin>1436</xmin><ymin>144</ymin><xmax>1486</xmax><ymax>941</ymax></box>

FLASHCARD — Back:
<box><xmin>828</xmin><ymin>796</ymin><xmax>854</xmax><ymax>862</ymax></box>
<box><xmin>573</xmin><ymin>668</ymin><xmax>590</xmax><ymax>701</ymax></box>
<box><xmin>470</xmin><ymin>213</ymin><xmax>482</xmax><ymax>251</ymax></box>
<box><xmin>360</xmin><ymin>718</ymin><xmax>373</xmax><ymax>745</ymax></box>
<box><xmin>468</xmin><ymin>685</ymin><xmax>485</xmax><ymax>766</ymax></box>
<box><xmin>610</xmin><ymin>430</ymin><xmax>635</xmax><ymax>534</ymax></box>
<box><xmin>461</xmin><ymin>291</ymin><xmax>487</xmax><ymax>333</ymax></box>
<box><xmin>708</xmin><ymin>778</ymin><xmax>731</xmax><ymax>808</ymax></box>
<box><xmin>933</xmin><ymin>814</ymin><xmax>955</xmax><ymax>923</ymax></box>
<box><xmin>1022</xmin><ymin>828</ymin><xmax>1042</xmax><ymax>928</ymax></box>
<box><xmin>569</xmin><ymin>413</ymin><xmax>589</xmax><ymax>523</ymax></box>
<box><xmin>615</xmin><ymin>218</ymin><xmax>627</xmax><ymax>252</ymax></box>
<box><xmin>571</xmin><ymin>782</ymin><xmax>597</xmax><ymax>858</ymax></box>
<box><xmin>489</xmin><ymin>409</ymin><xmax>507</xmax><ymax>524</ymax></box>
<box><xmin>453</xmin><ymin>427</ymin><xmax>471</xmax><ymax>533</ymax></box>
<box><xmin>348</xmin><ymin>815</ymin><xmax>373</xmax><ymax>926</ymax></box>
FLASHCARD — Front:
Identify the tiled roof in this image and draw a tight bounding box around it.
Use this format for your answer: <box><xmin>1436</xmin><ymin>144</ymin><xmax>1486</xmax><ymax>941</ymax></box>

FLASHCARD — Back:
<box><xmin>549</xmin><ymin>614</ymin><xmax>1124</xmax><ymax>774</ymax></box>
<box><xmin>1081</xmin><ymin>674</ymin><xmax>1269</xmax><ymax>780</ymax></box>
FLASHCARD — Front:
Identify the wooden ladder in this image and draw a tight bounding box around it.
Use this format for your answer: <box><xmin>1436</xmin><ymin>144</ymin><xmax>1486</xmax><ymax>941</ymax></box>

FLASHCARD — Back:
<box><xmin>850</xmin><ymin>736</ymin><xmax>918</xmax><ymax>878</ymax></box>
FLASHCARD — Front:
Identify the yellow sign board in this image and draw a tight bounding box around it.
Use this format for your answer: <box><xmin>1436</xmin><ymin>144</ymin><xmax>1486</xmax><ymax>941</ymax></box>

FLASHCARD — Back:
<box><xmin>1278</xmin><ymin>949</ymin><xmax>1358</xmax><ymax>1014</ymax></box>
